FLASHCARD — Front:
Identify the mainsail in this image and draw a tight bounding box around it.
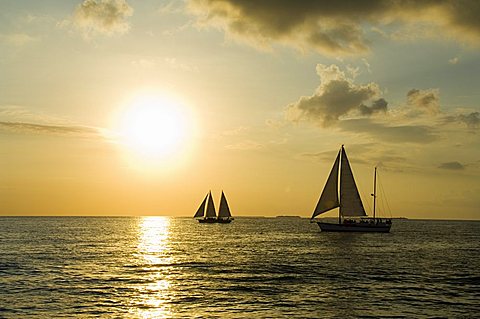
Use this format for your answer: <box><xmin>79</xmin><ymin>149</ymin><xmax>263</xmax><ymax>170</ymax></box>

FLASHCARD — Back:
<box><xmin>311</xmin><ymin>151</ymin><xmax>340</xmax><ymax>218</ymax></box>
<box><xmin>205</xmin><ymin>191</ymin><xmax>217</xmax><ymax>218</ymax></box>
<box><xmin>218</xmin><ymin>191</ymin><xmax>232</xmax><ymax>218</ymax></box>
<box><xmin>311</xmin><ymin>145</ymin><xmax>367</xmax><ymax>219</ymax></box>
<box><xmin>194</xmin><ymin>194</ymin><xmax>208</xmax><ymax>218</ymax></box>
<box><xmin>339</xmin><ymin>147</ymin><xmax>367</xmax><ymax>217</ymax></box>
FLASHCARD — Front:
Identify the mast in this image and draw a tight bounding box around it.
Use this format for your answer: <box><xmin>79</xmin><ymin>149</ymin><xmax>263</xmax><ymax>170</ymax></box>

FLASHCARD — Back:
<box><xmin>372</xmin><ymin>167</ymin><xmax>377</xmax><ymax>220</ymax></box>
<box><xmin>338</xmin><ymin>145</ymin><xmax>343</xmax><ymax>225</ymax></box>
<box><xmin>340</xmin><ymin>145</ymin><xmax>367</xmax><ymax>219</ymax></box>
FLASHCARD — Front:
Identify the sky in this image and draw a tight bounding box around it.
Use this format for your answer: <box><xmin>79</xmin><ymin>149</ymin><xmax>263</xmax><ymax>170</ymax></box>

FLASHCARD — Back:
<box><xmin>1</xmin><ymin>0</ymin><xmax>479</xmax><ymax>219</ymax></box>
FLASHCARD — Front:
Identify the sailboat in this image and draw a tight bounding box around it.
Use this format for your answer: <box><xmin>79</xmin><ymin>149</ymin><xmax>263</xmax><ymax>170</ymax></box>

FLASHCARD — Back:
<box><xmin>310</xmin><ymin>145</ymin><xmax>392</xmax><ymax>232</ymax></box>
<box><xmin>193</xmin><ymin>191</ymin><xmax>234</xmax><ymax>223</ymax></box>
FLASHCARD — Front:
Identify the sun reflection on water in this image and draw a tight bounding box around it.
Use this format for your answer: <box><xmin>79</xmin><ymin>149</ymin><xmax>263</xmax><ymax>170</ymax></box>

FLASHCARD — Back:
<box><xmin>131</xmin><ymin>216</ymin><xmax>172</xmax><ymax>319</ymax></box>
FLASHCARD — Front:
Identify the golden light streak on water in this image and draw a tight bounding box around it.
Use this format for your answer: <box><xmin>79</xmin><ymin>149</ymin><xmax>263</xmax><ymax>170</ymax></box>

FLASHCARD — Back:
<box><xmin>131</xmin><ymin>216</ymin><xmax>172</xmax><ymax>319</ymax></box>
<box><xmin>138</xmin><ymin>216</ymin><xmax>171</xmax><ymax>264</ymax></box>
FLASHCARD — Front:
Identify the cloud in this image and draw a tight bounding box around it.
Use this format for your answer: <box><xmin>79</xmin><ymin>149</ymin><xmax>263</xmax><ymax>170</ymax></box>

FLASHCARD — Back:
<box><xmin>164</xmin><ymin>57</ymin><xmax>199</xmax><ymax>72</ymax></box>
<box><xmin>0</xmin><ymin>105</ymin><xmax>31</xmax><ymax>118</ymax></box>
<box><xmin>158</xmin><ymin>1</ymin><xmax>184</xmax><ymax>14</ymax></box>
<box><xmin>459</xmin><ymin>112</ymin><xmax>480</xmax><ymax>129</ymax></box>
<box><xmin>0</xmin><ymin>33</ymin><xmax>39</xmax><ymax>46</ymax></box>
<box><xmin>0</xmin><ymin>121</ymin><xmax>101</xmax><ymax>137</ymax></box>
<box><xmin>286</xmin><ymin>64</ymin><xmax>386</xmax><ymax>126</ymax></box>
<box><xmin>361</xmin><ymin>58</ymin><xmax>372</xmax><ymax>73</ymax></box>
<box><xmin>438</xmin><ymin>161</ymin><xmax>465</xmax><ymax>170</ymax></box>
<box><xmin>407</xmin><ymin>88</ymin><xmax>440</xmax><ymax>115</ymax></box>
<box><xmin>299</xmin><ymin>143</ymin><xmax>409</xmax><ymax>170</ymax></box>
<box><xmin>339</xmin><ymin>118</ymin><xmax>438</xmax><ymax>144</ymax></box>
<box><xmin>222</xmin><ymin>126</ymin><xmax>248</xmax><ymax>136</ymax></box>
<box><xmin>442</xmin><ymin>111</ymin><xmax>480</xmax><ymax>129</ymax></box>
<box><xmin>265</xmin><ymin>118</ymin><xmax>286</xmax><ymax>129</ymax></box>
<box><xmin>449</xmin><ymin>57</ymin><xmax>459</xmax><ymax>64</ymax></box>
<box><xmin>301</xmin><ymin>149</ymin><xmax>340</xmax><ymax>162</ymax></box>
<box><xmin>358</xmin><ymin>98</ymin><xmax>388</xmax><ymax>116</ymax></box>
<box><xmin>283</xmin><ymin>65</ymin><xmax>479</xmax><ymax>148</ymax></box>
<box><xmin>70</xmin><ymin>0</ymin><xmax>133</xmax><ymax>38</ymax></box>
<box><xmin>188</xmin><ymin>0</ymin><xmax>480</xmax><ymax>55</ymax></box>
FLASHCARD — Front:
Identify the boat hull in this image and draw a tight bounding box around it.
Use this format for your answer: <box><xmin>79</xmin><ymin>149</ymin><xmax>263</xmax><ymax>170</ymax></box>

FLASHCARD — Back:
<box><xmin>198</xmin><ymin>218</ymin><xmax>217</xmax><ymax>223</ymax></box>
<box><xmin>197</xmin><ymin>218</ymin><xmax>233</xmax><ymax>223</ymax></box>
<box><xmin>317</xmin><ymin>222</ymin><xmax>391</xmax><ymax>233</ymax></box>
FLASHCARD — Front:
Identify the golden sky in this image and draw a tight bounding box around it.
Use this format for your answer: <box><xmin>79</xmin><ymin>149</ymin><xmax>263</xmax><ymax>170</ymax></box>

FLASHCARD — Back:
<box><xmin>1</xmin><ymin>0</ymin><xmax>479</xmax><ymax>219</ymax></box>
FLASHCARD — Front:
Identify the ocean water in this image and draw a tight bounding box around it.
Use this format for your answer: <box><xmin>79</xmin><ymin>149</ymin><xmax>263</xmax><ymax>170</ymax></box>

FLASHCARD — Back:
<box><xmin>0</xmin><ymin>217</ymin><xmax>479</xmax><ymax>318</ymax></box>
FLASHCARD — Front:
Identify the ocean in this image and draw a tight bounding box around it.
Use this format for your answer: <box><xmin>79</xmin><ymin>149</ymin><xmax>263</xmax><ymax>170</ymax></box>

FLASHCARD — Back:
<box><xmin>0</xmin><ymin>217</ymin><xmax>479</xmax><ymax>318</ymax></box>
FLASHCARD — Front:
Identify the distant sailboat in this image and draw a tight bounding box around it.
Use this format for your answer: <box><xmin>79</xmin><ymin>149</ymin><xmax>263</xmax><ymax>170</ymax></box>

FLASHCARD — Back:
<box><xmin>194</xmin><ymin>191</ymin><xmax>234</xmax><ymax>223</ymax></box>
<box><xmin>311</xmin><ymin>145</ymin><xmax>392</xmax><ymax>232</ymax></box>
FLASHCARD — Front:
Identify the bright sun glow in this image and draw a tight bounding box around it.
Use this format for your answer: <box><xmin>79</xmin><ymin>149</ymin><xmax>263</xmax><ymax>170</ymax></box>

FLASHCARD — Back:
<box><xmin>116</xmin><ymin>93</ymin><xmax>193</xmax><ymax>162</ymax></box>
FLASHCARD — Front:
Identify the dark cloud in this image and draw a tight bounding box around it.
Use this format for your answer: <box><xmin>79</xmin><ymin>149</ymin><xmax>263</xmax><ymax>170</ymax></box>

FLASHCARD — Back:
<box><xmin>72</xmin><ymin>0</ymin><xmax>133</xmax><ymax>37</ymax></box>
<box><xmin>188</xmin><ymin>0</ymin><xmax>480</xmax><ymax>55</ymax></box>
<box><xmin>0</xmin><ymin>121</ymin><xmax>100</xmax><ymax>137</ymax></box>
<box><xmin>359</xmin><ymin>98</ymin><xmax>388</xmax><ymax>116</ymax></box>
<box><xmin>438</xmin><ymin>161</ymin><xmax>465</xmax><ymax>170</ymax></box>
<box><xmin>442</xmin><ymin>111</ymin><xmax>480</xmax><ymax>129</ymax></box>
<box><xmin>407</xmin><ymin>88</ymin><xmax>440</xmax><ymax>114</ymax></box>
<box><xmin>339</xmin><ymin>118</ymin><xmax>438</xmax><ymax>144</ymax></box>
<box><xmin>459</xmin><ymin>112</ymin><xmax>480</xmax><ymax>129</ymax></box>
<box><xmin>286</xmin><ymin>64</ymin><xmax>385</xmax><ymax>126</ymax></box>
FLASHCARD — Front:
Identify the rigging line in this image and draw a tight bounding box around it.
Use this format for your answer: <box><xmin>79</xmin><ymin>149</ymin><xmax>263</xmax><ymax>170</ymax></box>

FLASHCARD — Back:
<box><xmin>377</xmin><ymin>172</ymin><xmax>393</xmax><ymax>218</ymax></box>
<box><xmin>360</xmin><ymin>187</ymin><xmax>372</xmax><ymax>216</ymax></box>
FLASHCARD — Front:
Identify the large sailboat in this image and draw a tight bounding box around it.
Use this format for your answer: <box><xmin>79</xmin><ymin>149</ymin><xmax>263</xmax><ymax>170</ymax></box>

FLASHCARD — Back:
<box><xmin>194</xmin><ymin>191</ymin><xmax>234</xmax><ymax>223</ymax></box>
<box><xmin>311</xmin><ymin>145</ymin><xmax>392</xmax><ymax>232</ymax></box>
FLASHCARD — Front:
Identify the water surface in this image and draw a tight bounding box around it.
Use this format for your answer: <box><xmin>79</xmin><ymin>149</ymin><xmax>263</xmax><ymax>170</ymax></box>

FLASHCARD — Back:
<box><xmin>1</xmin><ymin>217</ymin><xmax>479</xmax><ymax>318</ymax></box>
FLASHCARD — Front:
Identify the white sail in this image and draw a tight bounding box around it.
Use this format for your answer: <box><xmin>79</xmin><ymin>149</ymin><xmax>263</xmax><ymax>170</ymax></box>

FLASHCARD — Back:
<box><xmin>194</xmin><ymin>194</ymin><xmax>208</xmax><ymax>218</ymax></box>
<box><xmin>218</xmin><ymin>191</ymin><xmax>232</xmax><ymax>218</ymax></box>
<box><xmin>311</xmin><ymin>150</ymin><xmax>341</xmax><ymax>218</ymax></box>
<box><xmin>205</xmin><ymin>191</ymin><xmax>217</xmax><ymax>218</ymax></box>
<box><xmin>339</xmin><ymin>147</ymin><xmax>367</xmax><ymax>217</ymax></box>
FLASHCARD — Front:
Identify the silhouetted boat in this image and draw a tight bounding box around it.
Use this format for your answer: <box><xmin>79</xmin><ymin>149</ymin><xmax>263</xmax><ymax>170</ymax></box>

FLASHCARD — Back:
<box><xmin>194</xmin><ymin>191</ymin><xmax>234</xmax><ymax>223</ymax></box>
<box><xmin>310</xmin><ymin>145</ymin><xmax>391</xmax><ymax>232</ymax></box>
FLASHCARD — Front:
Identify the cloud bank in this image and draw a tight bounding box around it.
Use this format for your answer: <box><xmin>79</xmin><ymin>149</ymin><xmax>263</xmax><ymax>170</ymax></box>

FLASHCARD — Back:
<box><xmin>282</xmin><ymin>64</ymin><xmax>480</xmax><ymax>145</ymax></box>
<box><xmin>0</xmin><ymin>33</ymin><xmax>39</xmax><ymax>46</ymax></box>
<box><xmin>188</xmin><ymin>0</ymin><xmax>480</xmax><ymax>55</ymax></box>
<box><xmin>0</xmin><ymin>121</ymin><xmax>101</xmax><ymax>137</ymax></box>
<box><xmin>443</xmin><ymin>111</ymin><xmax>480</xmax><ymax>129</ymax></box>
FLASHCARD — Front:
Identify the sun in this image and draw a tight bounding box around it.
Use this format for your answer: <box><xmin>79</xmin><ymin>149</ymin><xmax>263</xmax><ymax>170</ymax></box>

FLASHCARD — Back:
<box><xmin>115</xmin><ymin>93</ymin><xmax>192</xmax><ymax>160</ymax></box>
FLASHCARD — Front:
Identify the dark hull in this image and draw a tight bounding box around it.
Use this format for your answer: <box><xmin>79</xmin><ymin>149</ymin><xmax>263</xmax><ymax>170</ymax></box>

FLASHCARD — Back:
<box><xmin>317</xmin><ymin>222</ymin><xmax>391</xmax><ymax>233</ymax></box>
<box><xmin>198</xmin><ymin>218</ymin><xmax>217</xmax><ymax>223</ymax></box>
<box><xmin>197</xmin><ymin>218</ymin><xmax>233</xmax><ymax>224</ymax></box>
